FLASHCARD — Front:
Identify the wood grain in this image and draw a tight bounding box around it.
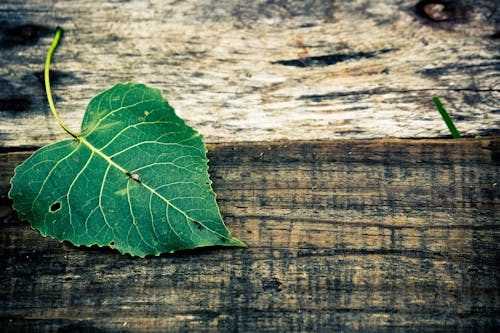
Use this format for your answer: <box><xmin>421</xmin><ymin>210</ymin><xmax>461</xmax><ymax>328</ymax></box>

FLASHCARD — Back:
<box><xmin>0</xmin><ymin>0</ymin><xmax>499</xmax><ymax>148</ymax></box>
<box><xmin>1</xmin><ymin>138</ymin><xmax>499</xmax><ymax>332</ymax></box>
<box><xmin>1</xmin><ymin>0</ymin><xmax>499</xmax><ymax>331</ymax></box>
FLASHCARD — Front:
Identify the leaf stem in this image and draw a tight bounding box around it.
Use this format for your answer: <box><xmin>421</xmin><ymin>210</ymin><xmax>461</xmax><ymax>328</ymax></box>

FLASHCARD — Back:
<box><xmin>45</xmin><ymin>27</ymin><xmax>79</xmax><ymax>138</ymax></box>
<box><xmin>433</xmin><ymin>96</ymin><xmax>461</xmax><ymax>139</ymax></box>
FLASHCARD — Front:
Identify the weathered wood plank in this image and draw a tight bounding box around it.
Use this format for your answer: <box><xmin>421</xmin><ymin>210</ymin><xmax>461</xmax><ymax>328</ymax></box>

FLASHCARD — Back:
<box><xmin>1</xmin><ymin>138</ymin><xmax>498</xmax><ymax>332</ymax></box>
<box><xmin>0</xmin><ymin>0</ymin><xmax>499</xmax><ymax>148</ymax></box>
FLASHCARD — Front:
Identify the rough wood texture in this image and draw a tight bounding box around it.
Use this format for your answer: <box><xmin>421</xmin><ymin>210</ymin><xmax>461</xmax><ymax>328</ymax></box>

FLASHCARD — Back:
<box><xmin>1</xmin><ymin>0</ymin><xmax>499</xmax><ymax>331</ymax></box>
<box><xmin>0</xmin><ymin>0</ymin><xmax>499</xmax><ymax>148</ymax></box>
<box><xmin>1</xmin><ymin>138</ymin><xmax>499</xmax><ymax>332</ymax></box>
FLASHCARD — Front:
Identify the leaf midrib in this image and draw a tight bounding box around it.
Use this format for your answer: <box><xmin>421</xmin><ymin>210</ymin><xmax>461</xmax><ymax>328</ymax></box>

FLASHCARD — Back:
<box><xmin>78</xmin><ymin>136</ymin><xmax>229</xmax><ymax>240</ymax></box>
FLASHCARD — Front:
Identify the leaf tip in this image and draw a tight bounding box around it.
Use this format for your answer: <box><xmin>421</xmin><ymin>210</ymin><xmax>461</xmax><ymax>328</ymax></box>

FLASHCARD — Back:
<box><xmin>227</xmin><ymin>237</ymin><xmax>248</xmax><ymax>248</ymax></box>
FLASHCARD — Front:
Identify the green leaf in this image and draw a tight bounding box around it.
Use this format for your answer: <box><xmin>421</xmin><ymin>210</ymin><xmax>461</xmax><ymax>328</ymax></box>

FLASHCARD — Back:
<box><xmin>9</xmin><ymin>83</ymin><xmax>246</xmax><ymax>257</ymax></box>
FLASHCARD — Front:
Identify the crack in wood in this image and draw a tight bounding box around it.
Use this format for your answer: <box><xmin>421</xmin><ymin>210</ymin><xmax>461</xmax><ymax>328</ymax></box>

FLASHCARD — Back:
<box><xmin>271</xmin><ymin>48</ymin><xmax>398</xmax><ymax>67</ymax></box>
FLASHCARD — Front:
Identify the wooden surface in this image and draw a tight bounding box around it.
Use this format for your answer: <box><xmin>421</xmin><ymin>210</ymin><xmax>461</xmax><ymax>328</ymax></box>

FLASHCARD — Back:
<box><xmin>1</xmin><ymin>0</ymin><xmax>500</xmax><ymax>332</ymax></box>
<box><xmin>1</xmin><ymin>138</ymin><xmax>499</xmax><ymax>332</ymax></box>
<box><xmin>0</xmin><ymin>0</ymin><xmax>499</xmax><ymax>148</ymax></box>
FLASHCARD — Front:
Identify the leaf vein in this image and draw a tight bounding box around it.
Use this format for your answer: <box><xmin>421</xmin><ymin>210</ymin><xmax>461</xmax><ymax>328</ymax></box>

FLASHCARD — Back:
<box><xmin>66</xmin><ymin>151</ymin><xmax>95</xmax><ymax>238</ymax></box>
<box><xmin>31</xmin><ymin>143</ymin><xmax>80</xmax><ymax>213</ymax></box>
<box><xmin>109</xmin><ymin>141</ymin><xmax>199</xmax><ymax>159</ymax></box>
<box><xmin>126</xmin><ymin>180</ymin><xmax>157</xmax><ymax>252</ymax></box>
<box><xmin>98</xmin><ymin>165</ymin><xmax>114</xmax><ymax>233</ymax></box>
<box><xmin>89</xmin><ymin>98</ymin><xmax>156</xmax><ymax>135</ymax></box>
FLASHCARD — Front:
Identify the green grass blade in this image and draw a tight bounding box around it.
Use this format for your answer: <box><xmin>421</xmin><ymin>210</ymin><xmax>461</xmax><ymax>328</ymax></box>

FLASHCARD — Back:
<box><xmin>432</xmin><ymin>96</ymin><xmax>461</xmax><ymax>139</ymax></box>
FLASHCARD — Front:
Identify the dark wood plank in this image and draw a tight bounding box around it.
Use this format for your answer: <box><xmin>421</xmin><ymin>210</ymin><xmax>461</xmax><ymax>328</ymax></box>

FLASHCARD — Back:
<box><xmin>1</xmin><ymin>138</ymin><xmax>499</xmax><ymax>332</ymax></box>
<box><xmin>0</xmin><ymin>0</ymin><xmax>499</xmax><ymax>148</ymax></box>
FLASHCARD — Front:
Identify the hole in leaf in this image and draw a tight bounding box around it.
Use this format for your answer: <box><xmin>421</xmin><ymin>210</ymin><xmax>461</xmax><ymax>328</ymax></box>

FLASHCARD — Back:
<box><xmin>109</xmin><ymin>241</ymin><xmax>115</xmax><ymax>247</ymax></box>
<box><xmin>49</xmin><ymin>201</ymin><xmax>61</xmax><ymax>213</ymax></box>
<box><xmin>220</xmin><ymin>237</ymin><xmax>226</xmax><ymax>243</ymax></box>
<box><xmin>193</xmin><ymin>221</ymin><xmax>203</xmax><ymax>230</ymax></box>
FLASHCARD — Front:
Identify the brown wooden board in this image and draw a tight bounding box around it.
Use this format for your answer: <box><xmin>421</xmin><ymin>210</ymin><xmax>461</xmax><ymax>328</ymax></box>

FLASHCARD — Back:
<box><xmin>1</xmin><ymin>0</ymin><xmax>499</xmax><ymax>331</ymax></box>
<box><xmin>1</xmin><ymin>138</ymin><xmax>499</xmax><ymax>332</ymax></box>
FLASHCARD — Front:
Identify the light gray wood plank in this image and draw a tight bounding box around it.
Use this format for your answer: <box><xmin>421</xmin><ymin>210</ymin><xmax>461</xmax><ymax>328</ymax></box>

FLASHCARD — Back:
<box><xmin>0</xmin><ymin>0</ymin><xmax>499</xmax><ymax>148</ymax></box>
